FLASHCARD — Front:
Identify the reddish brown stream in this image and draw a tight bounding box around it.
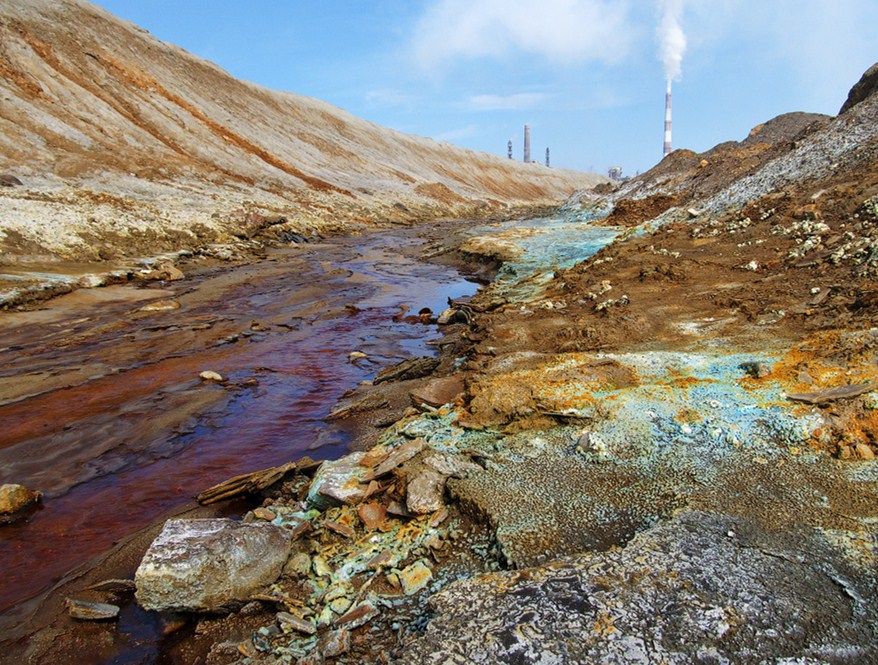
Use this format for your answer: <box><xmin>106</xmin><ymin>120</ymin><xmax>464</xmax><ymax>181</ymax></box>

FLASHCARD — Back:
<box><xmin>0</xmin><ymin>222</ymin><xmax>477</xmax><ymax>631</ymax></box>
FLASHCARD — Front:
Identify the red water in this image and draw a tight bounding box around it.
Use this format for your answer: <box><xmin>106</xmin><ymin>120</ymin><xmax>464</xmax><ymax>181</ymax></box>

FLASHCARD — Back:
<box><xmin>0</xmin><ymin>224</ymin><xmax>477</xmax><ymax>631</ymax></box>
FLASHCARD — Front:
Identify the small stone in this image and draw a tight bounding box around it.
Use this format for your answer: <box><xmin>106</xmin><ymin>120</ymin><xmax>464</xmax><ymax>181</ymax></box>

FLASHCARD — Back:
<box><xmin>335</xmin><ymin>601</ymin><xmax>379</xmax><ymax>629</ymax></box>
<box><xmin>399</xmin><ymin>561</ymin><xmax>433</xmax><ymax>596</ymax></box>
<box><xmin>252</xmin><ymin>507</ymin><xmax>276</xmax><ymax>521</ymax></box>
<box><xmin>797</xmin><ymin>370</ymin><xmax>815</xmax><ymax>385</ymax></box>
<box><xmin>199</xmin><ymin>370</ymin><xmax>224</xmax><ymax>382</ymax></box>
<box><xmin>788</xmin><ymin>384</ymin><xmax>873</xmax><ymax>405</ymax></box>
<box><xmin>283</xmin><ymin>552</ymin><xmax>312</xmax><ymax>578</ymax></box>
<box><xmin>319</xmin><ymin>629</ymin><xmax>351</xmax><ymax>657</ymax></box>
<box><xmin>139</xmin><ymin>299</ymin><xmax>181</xmax><ymax>312</ymax></box>
<box><xmin>277</xmin><ymin>611</ymin><xmax>316</xmax><ymax>635</ymax></box>
<box><xmin>361</xmin><ymin>439</ymin><xmax>426</xmax><ymax>482</ymax></box>
<box><xmin>374</xmin><ymin>356</ymin><xmax>440</xmax><ymax>384</ymax></box>
<box><xmin>162</xmin><ymin>264</ymin><xmax>185</xmax><ymax>281</ymax></box>
<box><xmin>386</xmin><ymin>500</ymin><xmax>413</xmax><ymax>518</ymax></box>
<box><xmin>367</xmin><ymin>550</ymin><xmax>395</xmax><ymax>569</ymax></box>
<box><xmin>312</xmin><ymin>555</ymin><xmax>332</xmax><ymax>577</ymax></box>
<box><xmin>424</xmin><ymin>453</ymin><xmax>482</xmax><ymax>478</ymax></box>
<box><xmin>0</xmin><ymin>483</ymin><xmax>41</xmax><ymax>514</ymax></box>
<box><xmin>0</xmin><ymin>174</ymin><xmax>23</xmax><ymax>187</ymax></box>
<box><xmin>429</xmin><ymin>506</ymin><xmax>450</xmax><ymax>527</ymax></box>
<box><xmin>406</xmin><ymin>470</ymin><xmax>446</xmax><ymax>515</ymax></box>
<box><xmin>65</xmin><ymin>598</ymin><xmax>120</xmax><ymax>621</ymax></box>
<box><xmin>322</xmin><ymin>519</ymin><xmax>355</xmax><ymax>538</ymax></box>
<box><xmin>410</xmin><ymin>376</ymin><xmax>465</xmax><ymax>409</ymax></box>
<box><xmin>855</xmin><ymin>443</ymin><xmax>875</xmax><ymax>460</ymax></box>
<box><xmin>306</xmin><ymin>452</ymin><xmax>369</xmax><ymax>509</ymax></box>
<box><xmin>740</xmin><ymin>361</ymin><xmax>771</xmax><ymax>379</ymax></box>
<box><xmin>839</xmin><ymin>445</ymin><xmax>854</xmax><ymax>460</ymax></box>
<box><xmin>330</xmin><ymin>597</ymin><xmax>353</xmax><ymax>615</ymax></box>
<box><xmin>357</xmin><ymin>502</ymin><xmax>387</xmax><ymax>530</ymax></box>
<box><xmin>348</xmin><ymin>351</ymin><xmax>368</xmax><ymax>361</ymax></box>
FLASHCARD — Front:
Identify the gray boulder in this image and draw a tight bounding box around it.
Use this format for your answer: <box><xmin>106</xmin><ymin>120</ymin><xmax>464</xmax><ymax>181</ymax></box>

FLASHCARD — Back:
<box><xmin>398</xmin><ymin>511</ymin><xmax>878</xmax><ymax>664</ymax></box>
<box><xmin>135</xmin><ymin>518</ymin><xmax>292</xmax><ymax>613</ymax></box>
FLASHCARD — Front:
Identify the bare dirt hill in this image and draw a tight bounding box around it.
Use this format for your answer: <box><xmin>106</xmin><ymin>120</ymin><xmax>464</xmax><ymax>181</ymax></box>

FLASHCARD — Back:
<box><xmin>0</xmin><ymin>0</ymin><xmax>605</xmax><ymax>263</ymax></box>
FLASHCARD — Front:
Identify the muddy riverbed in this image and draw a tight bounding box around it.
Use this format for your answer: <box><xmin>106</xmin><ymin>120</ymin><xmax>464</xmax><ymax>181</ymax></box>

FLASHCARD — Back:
<box><xmin>0</xmin><ymin>220</ymin><xmax>482</xmax><ymax>631</ymax></box>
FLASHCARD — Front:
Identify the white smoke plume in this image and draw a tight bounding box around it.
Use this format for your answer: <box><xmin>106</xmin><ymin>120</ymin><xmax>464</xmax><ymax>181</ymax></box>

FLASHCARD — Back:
<box><xmin>657</xmin><ymin>0</ymin><xmax>687</xmax><ymax>82</ymax></box>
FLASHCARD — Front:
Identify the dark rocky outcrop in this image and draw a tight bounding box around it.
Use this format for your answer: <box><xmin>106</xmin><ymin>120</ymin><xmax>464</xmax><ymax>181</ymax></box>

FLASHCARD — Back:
<box><xmin>840</xmin><ymin>61</ymin><xmax>878</xmax><ymax>114</ymax></box>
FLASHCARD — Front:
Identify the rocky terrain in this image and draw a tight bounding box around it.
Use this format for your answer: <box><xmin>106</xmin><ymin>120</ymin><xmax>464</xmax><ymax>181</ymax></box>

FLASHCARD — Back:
<box><xmin>2</xmin><ymin>1</ymin><xmax>878</xmax><ymax>664</ymax></box>
<box><xmin>0</xmin><ymin>0</ymin><xmax>603</xmax><ymax>305</ymax></box>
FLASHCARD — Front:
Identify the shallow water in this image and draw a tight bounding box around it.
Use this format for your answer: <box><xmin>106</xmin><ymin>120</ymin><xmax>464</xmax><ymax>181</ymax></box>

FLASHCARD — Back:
<box><xmin>0</xmin><ymin>222</ymin><xmax>478</xmax><ymax>618</ymax></box>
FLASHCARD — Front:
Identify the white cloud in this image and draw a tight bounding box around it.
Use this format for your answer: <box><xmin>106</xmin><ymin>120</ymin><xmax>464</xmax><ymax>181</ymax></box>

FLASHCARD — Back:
<box><xmin>468</xmin><ymin>92</ymin><xmax>550</xmax><ymax>111</ymax></box>
<box><xmin>412</xmin><ymin>0</ymin><xmax>634</xmax><ymax>70</ymax></box>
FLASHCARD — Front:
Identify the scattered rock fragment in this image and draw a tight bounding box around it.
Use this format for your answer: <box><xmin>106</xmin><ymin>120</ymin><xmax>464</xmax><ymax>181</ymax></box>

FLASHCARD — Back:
<box><xmin>855</xmin><ymin>443</ymin><xmax>876</xmax><ymax>460</ymax></box>
<box><xmin>138</xmin><ymin>298</ymin><xmax>181</xmax><ymax>312</ymax></box>
<box><xmin>399</xmin><ymin>560</ymin><xmax>433</xmax><ymax>596</ymax></box>
<box><xmin>283</xmin><ymin>552</ymin><xmax>311</xmax><ymax>578</ymax></box>
<box><xmin>0</xmin><ymin>483</ymin><xmax>41</xmax><ymax>514</ymax></box>
<box><xmin>199</xmin><ymin>370</ymin><xmax>224</xmax><ymax>382</ymax></box>
<box><xmin>787</xmin><ymin>383</ymin><xmax>872</xmax><ymax>405</ymax></box>
<box><xmin>319</xmin><ymin>629</ymin><xmax>351</xmax><ymax>657</ymax></box>
<box><xmin>307</xmin><ymin>452</ymin><xmax>369</xmax><ymax>508</ymax></box>
<box><xmin>361</xmin><ymin>439</ymin><xmax>426</xmax><ymax>481</ymax></box>
<box><xmin>373</xmin><ymin>356</ymin><xmax>439</xmax><ymax>384</ymax></box>
<box><xmin>410</xmin><ymin>376</ymin><xmax>465</xmax><ymax>408</ymax></box>
<box><xmin>0</xmin><ymin>174</ymin><xmax>23</xmax><ymax>187</ymax></box>
<box><xmin>406</xmin><ymin>470</ymin><xmax>446</xmax><ymax>514</ymax></box>
<box><xmin>135</xmin><ymin>518</ymin><xmax>292</xmax><ymax>612</ymax></box>
<box><xmin>357</xmin><ymin>502</ymin><xmax>387</xmax><ymax>530</ymax></box>
<box><xmin>740</xmin><ymin>361</ymin><xmax>771</xmax><ymax>379</ymax></box>
<box><xmin>424</xmin><ymin>453</ymin><xmax>482</xmax><ymax>478</ymax></box>
<box><xmin>335</xmin><ymin>600</ymin><xmax>379</xmax><ymax>629</ymax></box>
<box><xmin>65</xmin><ymin>598</ymin><xmax>120</xmax><ymax>621</ymax></box>
<box><xmin>84</xmin><ymin>579</ymin><xmax>136</xmax><ymax>593</ymax></box>
<box><xmin>277</xmin><ymin>611</ymin><xmax>316</xmax><ymax>635</ymax></box>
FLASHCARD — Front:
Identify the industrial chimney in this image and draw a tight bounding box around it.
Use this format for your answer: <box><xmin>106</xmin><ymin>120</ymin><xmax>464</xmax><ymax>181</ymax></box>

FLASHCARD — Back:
<box><xmin>523</xmin><ymin>125</ymin><xmax>531</xmax><ymax>163</ymax></box>
<box><xmin>663</xmin><ymin>80</ymin><xmax>672</xmax><ymax>158</ymax></box>
<box><xmin>545</xmin><ymin>147</ymin><xmax>550</xmax><ymax>167</ymax></box>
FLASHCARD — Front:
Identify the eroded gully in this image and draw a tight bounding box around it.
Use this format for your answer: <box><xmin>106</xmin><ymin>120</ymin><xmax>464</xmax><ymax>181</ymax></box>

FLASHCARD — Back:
<box><xmin>0</xmin><ymin>220</ymin><xmax>479</xmax><ymax>624</ymax></box>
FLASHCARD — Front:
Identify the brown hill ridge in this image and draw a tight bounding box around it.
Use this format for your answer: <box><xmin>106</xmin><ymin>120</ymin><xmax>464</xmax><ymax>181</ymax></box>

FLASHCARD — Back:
<box><xmin>0</xmin><ymin>0</ymin><xmax>605</xmax><ymax>262</ymax></box>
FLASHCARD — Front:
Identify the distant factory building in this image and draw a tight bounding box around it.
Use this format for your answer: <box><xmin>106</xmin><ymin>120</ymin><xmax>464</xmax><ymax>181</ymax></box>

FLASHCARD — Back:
<box><xmin>507</xmin><ymin>140</ymin><xmax>513</xmax><ymax>159</ymax></box>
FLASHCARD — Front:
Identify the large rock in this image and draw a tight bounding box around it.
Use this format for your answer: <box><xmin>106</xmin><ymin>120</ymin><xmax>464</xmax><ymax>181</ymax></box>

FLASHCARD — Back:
<box><xmin>840</xmin><ymin>61</ymin><xmax>878</xmax><ymax>114</ymax></box>
<box><xmin>0</xmin><ymin>483</ymin><xmax>41</xmax><ymax>514</ymax></box>
<box><xmin>398</xmin><ymin>511</ymin><xmax>878</xmax><ymax>664</ymax></box>
<box><xmin>135</xmin><ymin>518</ymin><xmax>292</xmax><ymax>612</ymax></box>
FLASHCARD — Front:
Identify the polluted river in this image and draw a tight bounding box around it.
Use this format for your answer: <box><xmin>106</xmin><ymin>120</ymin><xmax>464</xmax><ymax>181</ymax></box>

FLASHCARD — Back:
<box><xmin>0</xmin><ymin>219</ymin><xmax>483</xmax><ymax>633</ymax></box>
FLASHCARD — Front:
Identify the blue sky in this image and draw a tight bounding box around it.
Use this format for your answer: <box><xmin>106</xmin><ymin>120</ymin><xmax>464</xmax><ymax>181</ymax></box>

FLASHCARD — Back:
<box><xmin>90</xmin><ymin>0</ymin><xmax>877</xmax><ymax>176</ymax></box>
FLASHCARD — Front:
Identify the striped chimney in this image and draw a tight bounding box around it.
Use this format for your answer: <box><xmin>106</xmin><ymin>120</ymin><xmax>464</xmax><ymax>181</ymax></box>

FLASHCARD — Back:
<box><xmin>663</xmin><ymin>79</ymin><xmax>672</xmax><ymax>158</ymax></box>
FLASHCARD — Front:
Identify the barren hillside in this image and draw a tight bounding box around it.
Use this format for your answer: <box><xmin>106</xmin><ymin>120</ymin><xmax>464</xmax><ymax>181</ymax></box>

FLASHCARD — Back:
<box><xmin>0</xmin><ymin>0</ymin><xmax>605</xmax><ymax>262</ymax></box>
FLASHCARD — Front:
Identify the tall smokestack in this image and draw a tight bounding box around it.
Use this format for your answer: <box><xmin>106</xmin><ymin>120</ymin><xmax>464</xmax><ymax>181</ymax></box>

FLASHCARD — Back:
<box><xmin>663</xmin><ymin>79</ymin><xmax>672</xmax><ymax>158</ymax></box>
<box><xmin>523</xmin><ymin>125</ymin><xmax>531</xmax><ymax>163</ymax></box>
